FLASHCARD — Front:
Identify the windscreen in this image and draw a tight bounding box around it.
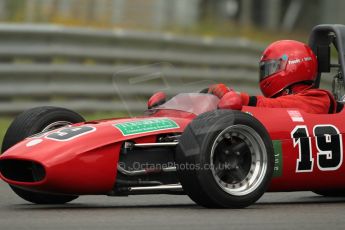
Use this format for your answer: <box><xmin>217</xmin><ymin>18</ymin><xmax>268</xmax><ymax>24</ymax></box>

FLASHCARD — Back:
<box><xmin>154</xmin><ymin>93</ymin><xmax>219</xmax><ymax>115</ymax></box>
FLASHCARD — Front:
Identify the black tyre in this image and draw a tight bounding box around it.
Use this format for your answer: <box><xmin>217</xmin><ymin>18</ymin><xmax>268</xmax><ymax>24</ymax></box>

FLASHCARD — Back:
<box><xmin>176</xmin><ymin>110</ymin><xmax>274</xmax><ymax>208</ymax></box>
<box><xmin>313</xmin><ymin>190</ymin><xmax>345</xmax><ymax>197</ymax></box>
<box><xmin>1</xmin><ymin>106</ymin><xmax>85</xmax><ymax>204</ymax></box>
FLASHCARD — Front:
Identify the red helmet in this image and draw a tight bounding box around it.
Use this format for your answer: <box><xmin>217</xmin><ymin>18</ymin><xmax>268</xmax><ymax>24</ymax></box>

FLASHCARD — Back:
<box><xmin>259</xmin><ymin>40</ymin><xmax>318</xmax><ymax>98</ymax></box>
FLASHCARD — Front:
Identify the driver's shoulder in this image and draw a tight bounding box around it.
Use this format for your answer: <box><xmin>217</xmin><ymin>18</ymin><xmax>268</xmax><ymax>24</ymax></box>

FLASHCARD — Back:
<box><xmin>297</xmin><ymin>88</ymin><xmax>333</xmax><ymax>98</ymax></box>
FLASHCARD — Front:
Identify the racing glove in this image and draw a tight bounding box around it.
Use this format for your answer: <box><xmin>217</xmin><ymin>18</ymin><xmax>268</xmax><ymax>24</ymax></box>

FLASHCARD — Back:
<box><xmin>147</xmin><ymin>91</ymin><xmax>167</xmax><ymax>109</ymax></box>
<box><xmin>218</xmin><ymin>91</ymin><xmax>243</xmax><ymax>110</ymax></box>
<box><xmin>208</xmin><ymin>83</ymin><xmax>230</xmax><ymax>98</ymax></box>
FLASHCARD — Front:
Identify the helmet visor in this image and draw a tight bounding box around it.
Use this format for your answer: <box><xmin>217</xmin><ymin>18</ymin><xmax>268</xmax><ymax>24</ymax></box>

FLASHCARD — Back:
<box><xmin>259</xmin><ymin>59</ymin><xmax>287</xmax><ymax>81</ymax></box>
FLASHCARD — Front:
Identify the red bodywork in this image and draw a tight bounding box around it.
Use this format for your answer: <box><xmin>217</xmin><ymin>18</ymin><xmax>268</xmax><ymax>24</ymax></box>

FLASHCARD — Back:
<box><xmin>1</xmin><ymin>93</ymin><xmax>345</xmax><ymax>195</ymax></box>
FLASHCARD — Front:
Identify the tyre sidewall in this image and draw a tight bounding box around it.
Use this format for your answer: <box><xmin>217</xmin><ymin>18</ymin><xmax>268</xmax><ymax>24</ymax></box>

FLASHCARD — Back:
<box><xmin>177</xmin><ymin>110</ymin><xmax>274</xmax><ymax>208</ymax></box>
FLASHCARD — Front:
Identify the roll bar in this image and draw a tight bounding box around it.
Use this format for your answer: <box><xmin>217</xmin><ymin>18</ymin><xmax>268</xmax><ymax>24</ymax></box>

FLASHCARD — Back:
<box><xmin>308</xmin><ymin>24</ymin><xmax>345</xmax><ymax>88</ymax></box>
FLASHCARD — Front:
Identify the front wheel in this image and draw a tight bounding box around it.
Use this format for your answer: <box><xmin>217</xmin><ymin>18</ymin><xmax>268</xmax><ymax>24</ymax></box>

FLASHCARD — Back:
<box><xmin>1</xmin><ymin>106</ymin><xmax>85</xmax><ymax>204</ymax></box>
<box><xmin>176</xmin><ymin>110</ymin><xmax>274</xmax><ymax>208</ymax></box>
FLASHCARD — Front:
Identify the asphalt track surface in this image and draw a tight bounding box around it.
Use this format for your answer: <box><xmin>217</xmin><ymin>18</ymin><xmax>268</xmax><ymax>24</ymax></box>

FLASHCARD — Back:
<box><xmin>1</xmin><ymin>181</ymin><xmax>345</xmax><ymax>230</ymax></box>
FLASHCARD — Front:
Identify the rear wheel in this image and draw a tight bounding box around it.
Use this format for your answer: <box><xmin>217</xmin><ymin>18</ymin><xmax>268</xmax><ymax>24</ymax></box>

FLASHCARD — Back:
<box><xmin>176</xmin><ymin>110</ymin><xmax>274</xmax><ymax>208</ymax></box>
<box><xmin>1</xmin><ymin>106</ymin><xmax>85</xmax><ymax>204</ymax></box>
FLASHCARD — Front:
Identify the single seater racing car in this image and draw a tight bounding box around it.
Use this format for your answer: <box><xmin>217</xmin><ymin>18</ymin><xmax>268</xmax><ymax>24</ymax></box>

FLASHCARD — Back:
<box><xmin>1</xmin><ymin>24</ymin><xmax>345</xmax><ymax>208</ymax></box>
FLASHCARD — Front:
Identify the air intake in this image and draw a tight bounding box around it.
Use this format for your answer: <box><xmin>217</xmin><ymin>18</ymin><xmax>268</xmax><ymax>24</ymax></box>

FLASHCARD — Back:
<box><xmin>0</xmin><ymin>159</ymin><xmax>45</xmax><ymax>182</ymax></box>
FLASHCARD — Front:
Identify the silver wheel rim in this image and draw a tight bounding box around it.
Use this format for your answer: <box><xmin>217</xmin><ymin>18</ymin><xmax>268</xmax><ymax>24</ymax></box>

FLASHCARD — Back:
<box><xmin>210</xmin><ymin>124</ymin><xmax>268</xmax><ymax>196</ymax></box>
<box><xmin>41</xmin><ymin>121</ymin><xmax>72</xmax><ymax>132</ymax></box>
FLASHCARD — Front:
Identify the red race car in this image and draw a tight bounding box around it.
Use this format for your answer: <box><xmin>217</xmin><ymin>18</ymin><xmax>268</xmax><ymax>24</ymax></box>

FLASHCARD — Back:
<box><xmin>1</xmin><ymin>24</ymin><xmax>345</xmax><ymax>208</ymax></box>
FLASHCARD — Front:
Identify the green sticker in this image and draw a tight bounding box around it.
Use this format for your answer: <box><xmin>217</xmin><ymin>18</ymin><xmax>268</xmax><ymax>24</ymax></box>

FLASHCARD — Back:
<box><xmin>114</xmin><ymin>118</ymin><xmax>179</xmax><ymax>136</ymax></box>
<box><xmin>272</xmin><ymin>140</ymin><xmax>283</xmax><ymax>177</ymax></box>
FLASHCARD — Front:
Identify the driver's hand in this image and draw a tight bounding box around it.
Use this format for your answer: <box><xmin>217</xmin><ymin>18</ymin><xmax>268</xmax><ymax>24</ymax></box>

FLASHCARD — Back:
<box><xmin>147</xmin><ymin>91</ymin><xmax>167</xmax><ymax>109</ymax></box>
<box><xmin>218</xmin><ymin>91</ymin><xmax>243</xmax><ymax>110</ymax></box>
<box><xmin>208</xmin><ymin>83</ymin><xmax>230</xmax><ymax>98</ymax></box>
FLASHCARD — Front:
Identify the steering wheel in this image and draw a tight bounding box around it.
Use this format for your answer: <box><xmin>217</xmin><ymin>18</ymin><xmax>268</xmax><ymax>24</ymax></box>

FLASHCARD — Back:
<box><xmin>199</xmin><ymin>88</ymin><xmax>209</xmax><ymax>94</ymax></box>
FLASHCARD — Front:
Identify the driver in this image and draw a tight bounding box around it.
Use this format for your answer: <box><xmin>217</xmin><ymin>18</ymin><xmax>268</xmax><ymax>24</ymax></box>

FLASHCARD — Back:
<box><xmin>147</xmin><ymin>40</ymin><xmax>340</xmax><ymax>114</ymax></box>
<box><xmin>208</xmin><ymin>40</ymin><xmax>339</xmax><ymax>114</ymax></box>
